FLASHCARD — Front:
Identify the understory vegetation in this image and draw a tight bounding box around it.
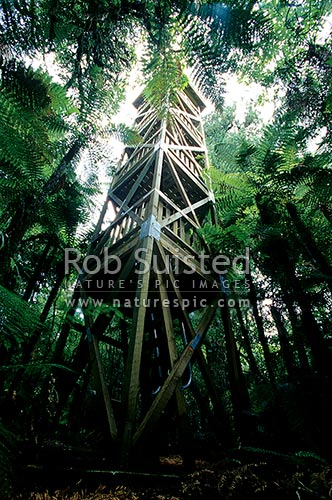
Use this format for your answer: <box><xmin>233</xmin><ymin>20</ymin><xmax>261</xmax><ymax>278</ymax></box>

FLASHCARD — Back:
<box><xmin>1</xmin><ymin>0</ymin><xmax>332</xmax><ymax>498</ymax></box>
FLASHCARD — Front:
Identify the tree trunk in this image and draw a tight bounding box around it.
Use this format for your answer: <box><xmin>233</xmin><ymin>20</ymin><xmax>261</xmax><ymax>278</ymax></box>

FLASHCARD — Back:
<box><xmin>278</xmin><ymin>284</ymin><xmax>311</xmax><ymax>375</ymax></box>
<box><xmin>319</xmin><ymin>204</ymin><xmax>332</xmax><ymax>225</ymax></box>
<box><xmin>265</xmin><ymin>242</ymin><xmax>332</xmax><ymax>378</ymax></box>
<box><xmin>247</xmin><ymin>269</ymin><xmax>276</xmax><ymax>387</ymax></box>
<box><xmin>286</xmin><ymin>202</ymin><xmax>332</xmax><ymax>295</ymax></box>
<box><xmin>270</xmin><ymin>305</ymin><xmax>297</xmax><ymax>380</ymax></box>
<box><xmin>292</xmin><ymin>278</ymin><xmax>332</xmax><ymax>377</ymax></box>
<box><xmin>0</xmin><ymin>139</ymin><xmax>83</xmax><ymax>286</ymax></box>
<box><xmin>23</xmin><ymin>240</ymin><xmax>53</xmax><ymax>301</ymax></box>
<box><xmin>40</xmin><ymin>259</ymin><xmax>66</xmax><ymax>323</ymax></box>
<box><xmin>220</xmin><ymin>304</ymin><xmax>251</xmax><ymax>442</ymax></box>
<box><xmin>33</xmin><ymin>138</ymin><xmax>83</xmax><ymax>208</ymax></box>
<box><xmin>255</xmin><ymin>194</ymin><xmax>325</xmax><ymax>377</ymax></box>
<box><xmin>235</xmin><ymin>301</ymin><xmax>263</xmax><ymax>381</ymax></box>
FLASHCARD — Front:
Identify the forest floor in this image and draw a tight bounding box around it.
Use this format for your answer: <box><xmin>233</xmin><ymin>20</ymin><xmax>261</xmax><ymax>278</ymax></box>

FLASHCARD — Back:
<box><xmin>12</xmin><ymin>453</ymin><xmax>332</xmax><ymax>500</ymax></box>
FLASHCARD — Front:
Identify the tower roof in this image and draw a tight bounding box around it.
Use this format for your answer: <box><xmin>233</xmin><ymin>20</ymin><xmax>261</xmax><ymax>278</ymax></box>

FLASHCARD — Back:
<box><xmin>133</xmin><ymin>82</ymin><xmax>206</xmax><ymax>111</ymax></box>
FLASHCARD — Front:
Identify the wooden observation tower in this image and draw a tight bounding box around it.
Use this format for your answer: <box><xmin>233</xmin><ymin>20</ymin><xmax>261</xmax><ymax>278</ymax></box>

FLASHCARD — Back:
<box><xmin>80</xmin><ymin>82</ymin><xmax>223</xmax><ymax>466</ymax></box>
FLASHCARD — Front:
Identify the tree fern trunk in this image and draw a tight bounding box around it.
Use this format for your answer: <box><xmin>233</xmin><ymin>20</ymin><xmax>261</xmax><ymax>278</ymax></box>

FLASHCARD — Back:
<box><xmin>220</xmin><ymin>304</ymin><xmax>251</xmax><ymax>442</ymax></box>
<box><xmin>278</xmin><ymin>285</ymin><xmax>311</xmax><ymax>375</ymax></box>
<box><xmin>319</xmin><ymin>204</ymin><xmax>332</xmax><ymax>225</ymax></box>
<box><xmin>23</xmin><ymin>240</ymin><xmax>53</xmax><ymax>301</ymax></box>
<box><xmin>291</xmin><ymin>278</ymin><xmax>332</xmax><ymax>377</ymax></box>
<box><xmin>286</xmin><ymin>202</ymin><xmax>332</xmax><ymax>295</ymax></box>
<box><xmin>235</xmin><ymin>301</ymin><xmax>263</xmax><ymax>381</ymax></box>
<box><xmin>266</xmin><ymin>239</ymin><xmax>332</xmax><ymax>378</ymax></box>
<box><xmin>32</xmin><ymin>138</ymin><xmax>83</xmax><ymax>208</ymax></box>
<box><xmin>247</xmin><ymin>269</ymin><xmax>276</xmax><ymax>387</ymax></box>
<box><xmin>40</xmin><ymin>258</ymin><xmax>66</xmax><ymax>323</ymax></box>
<box><xmin>270</xmin><ymin>305</ymin><xmax>297</xmax><ymax>380</ymax></box>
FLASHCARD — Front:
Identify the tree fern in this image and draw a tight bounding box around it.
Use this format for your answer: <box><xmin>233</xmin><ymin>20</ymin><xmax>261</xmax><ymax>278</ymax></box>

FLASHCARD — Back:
<box><xmin>0</xmin><ymin>61</ymin><xmax>77</xmax><ymax>202</ymax></box>
<box><xmin>0</xmin><ymin>285</ymin><xmax>42</xmax><ymax>348</ymax></box>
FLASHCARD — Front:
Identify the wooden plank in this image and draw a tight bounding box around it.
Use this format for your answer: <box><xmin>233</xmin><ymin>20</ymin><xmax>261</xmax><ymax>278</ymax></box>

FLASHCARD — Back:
<box><xmin>168</xmin><ymin>145</ymin><xmax>205</xmax><ymax>152</ymax></box>
<box><xmin>84</xmin><ymin>240</ymin><xmax>142</xmax><ymax>443</ymax></box>
<box><xmin>82</xmin><ymin>230</ymin><xmax>139</xmax><ymax>285</ymax></box>
<box><xmin>136</xmin><ymin>108</ymin><xmax>156</xmax><ymax>131</ymax></box>
<box><xmin>92</xmin><ymin>198</ymin><xmax>145</xmax><ymax>257</ymax></box>
<box><xmin>178</xmin><ymin>90</ymin><xmax>201</xmax><ymax>116</ymax></box>
<box><xmin>109</xmin><ymin>191</ymin><xmax>152</xmax><ymax>224</ymax></box>
<box><xmin>88</xmin><ymin>230</ymin><xmax>139</xmax><ymax>277</ymax></box>
<box><xmin>170</xmin><ymin>132</ymin><xmax>205</xmax><ymax>177</ymax></box>
<box><xmin>156</xmin><ymin>240</ymin><xmax>227</xmax><ymax>427</ymax></box>
<box><xmin>138</xmin><ymin>114</ymin><xmax>160</xmax><ymax>140</ymax></box>
<box><xmin>113</xmin><ymin>145</ymin><xmax>153</xmax><ymax>183</ymax></box>
<box><xmin>173</xmin><ymin>112</ymin><xmax>202</xmax><ymax>147</ymax></box>
<box><xmin>171</xmin><ymin>107</ymin><xmax>200</xmax><ymax>122</ymax></box>
<box><xmin>100</xmin><ymin>233</ymin><xmax>140</xmax><ymax>276</ymax></box>
<box><xmin>99</xmin><ymin>334</ymin><xmax>124</xmax><ymax>350</ymax></box>
<box><xmin>92</xmin><ymin>195</ymin><xmax>110</xmax><ymax>239</ymax></box>
<box><xmin>156</xmin><ymin>270</ymin><xmax>179</xmax><ymax>368</ymax></box>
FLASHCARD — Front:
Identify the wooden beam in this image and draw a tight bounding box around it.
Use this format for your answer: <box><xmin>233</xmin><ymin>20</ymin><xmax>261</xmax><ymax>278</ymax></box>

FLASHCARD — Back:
<box><xmin>138</xmin><ymin>113</ymin><xmax>160</xmax><ymax>140</ymax></box>
<box><xmin>113</xmin><ymin>148</ymin><xmax>154</xmax><ymax>191</ymax></box>
<box><xmin>155</xmin><ymin>241</ymin><xmax>228</xmax><ymax>425</ymax></box>
<box><xmin>173</xmin><ymin>111</ymin><xmax>202</xmax><ymax>148</ymax></box>
<box><xmin>159</xmin><ymin>232</ymin><xmax>215</xmax><ymax>283</ymax></box>
<box><xmin>160</xmin><ymin>196</ymin><xmax>211</xmax><ymax>227</ymax></box>
<box><xmin>118</xmin><ymin>154</ymin><xmax>156</xmax><ymax>213</ymax></box>
<box><xmin>108</xmin><ymin>192</ymin><xmax>145</xmax><ymax>224</ymax></box>
<box><xmin>92</xmin><ymin>210</ymin><xmax>139</xmax><ymax>256</ymax></box>
<box><xmin>92</xmin><ymin>194</ymin><xmax>110</xmax><ymax>239</ymax></box>
<box><xmin>79</xmin><ymin>238</ymin><xmax>143</xmax><ymax>441</ymax></box>
<box><xmin>99</xmin><ymin>334</ymin><xmax>124</xmax><ymax>350</ymax></box>
<box><xmin>168</xmin><ymin>161</ymin><xmax>201</xmax><ymax>226</ymax></box>
<box><xmin>83</xmin><ymin>231</ymin><xmax>140</xmax><ymax>279</ymax></box>
<box><xmin>156</xmin><ymin>269</ymin><xmax>187</xmax><ymax>418</ymax></box>
<box><xmin>166</xmin><ymin>149</ymin><xmax>209</xmax><ymax>195</ymax></box>
<box><xmin>121</xmin><ymin>235</ymin><xmax>155</xmax><ymax>465</ymax></box>
<box><xmin>133</xmin><ymin>305</ymin><xmax>215</xmax><ymax>446</ymax></box>
<box><xmin>81</xmin><ymin>289</ymin><xmax>118</xmax><ymax>441</ymax></box>
<box><xmin>171</xmin><ymin>107</ymin><xmax>200</xmax><ymax>122</ymax></box>
<box><xmin>157</xmin><ymin>190</ymin><xmax>199</xmax><ymax>229</ymax></box>
<box><xmin>167</xmin><ymin>145</ymin><xmax>205</xmax><ymax>152</ymax></box>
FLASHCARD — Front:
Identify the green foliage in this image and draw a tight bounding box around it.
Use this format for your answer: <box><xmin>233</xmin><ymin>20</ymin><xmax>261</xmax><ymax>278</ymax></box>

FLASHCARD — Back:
<box><xmin>179</xmin><ymin>1</ymin><xmax>272</xmax><ymax>107</ymax></box>
<box><xmin>1</xmin><ymin>0</ymin><xmax>332</xmax><ymax>477</ymax></box>
<box><xmin>0</xmin><ymin>61</ymin><xmax>75</xmax><ymax>204</ymax></box>
<box><xmin>143</xmin><ymin>46</ymin><xmax>189</xmax><ymax>118</ymax></box>
<box><xmin>0</xmin><ymin>285</ymin><xmax>42</xmax><ymax>351</ymax></box>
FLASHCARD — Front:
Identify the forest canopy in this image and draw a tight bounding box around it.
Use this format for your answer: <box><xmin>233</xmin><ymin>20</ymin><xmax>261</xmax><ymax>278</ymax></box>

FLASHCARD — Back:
<box><xmin>1</xmin><ymin>1</ymin><xmax>332</xmax><ymax>499</ymax></box>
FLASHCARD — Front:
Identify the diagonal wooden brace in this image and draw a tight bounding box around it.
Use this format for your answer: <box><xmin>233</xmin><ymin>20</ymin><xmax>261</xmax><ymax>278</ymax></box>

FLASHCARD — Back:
<box><xmin>133</xmin><ymin>305</ymin><xmax>215</xmax><ymax>447</ymax></box>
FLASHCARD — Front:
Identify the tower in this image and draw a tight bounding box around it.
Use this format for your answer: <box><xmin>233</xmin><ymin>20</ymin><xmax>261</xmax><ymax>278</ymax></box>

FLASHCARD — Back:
<box><xmin>79</xmin><ymin>82</ymin><xmax>222</xmax><ymax>466</ymax></box>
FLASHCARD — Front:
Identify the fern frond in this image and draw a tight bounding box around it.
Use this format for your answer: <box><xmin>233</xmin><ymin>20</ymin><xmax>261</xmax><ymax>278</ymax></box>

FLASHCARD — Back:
<box><xmin>0</xmin><ymin>285</ymin><xmax>42</xmax><ymax>347</ymax></box>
